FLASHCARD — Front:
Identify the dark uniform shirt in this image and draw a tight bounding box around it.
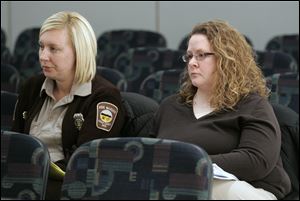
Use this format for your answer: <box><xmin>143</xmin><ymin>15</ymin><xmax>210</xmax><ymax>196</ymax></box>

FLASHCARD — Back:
<box><xmin>151</xmin><ymin>93</ymin><xmax>291</xmax><ymax>199</ymax></box>
<box><xmin>12</xmin><ymin>74</ymin><xmax>126</xmax><ymax>168</ymax></box>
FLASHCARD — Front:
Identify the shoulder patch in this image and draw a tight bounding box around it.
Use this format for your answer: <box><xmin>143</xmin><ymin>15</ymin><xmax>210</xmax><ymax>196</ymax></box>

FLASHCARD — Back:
<box><xmin>96</xmin><ymin>102</ymin><xmax>118</xmax><ymax>132</ymax></box>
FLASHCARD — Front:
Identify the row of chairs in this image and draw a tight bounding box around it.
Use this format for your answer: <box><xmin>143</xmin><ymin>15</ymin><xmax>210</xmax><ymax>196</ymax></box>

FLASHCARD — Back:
<box><xmin>1</xmin><ymin>132</ymin><xmax>214</xmax><ymax>200</ymax></box>
<box><xmin>1</xmin><ymin>100</ymin><xmax>299</xmax><ymax>200</ymax></box>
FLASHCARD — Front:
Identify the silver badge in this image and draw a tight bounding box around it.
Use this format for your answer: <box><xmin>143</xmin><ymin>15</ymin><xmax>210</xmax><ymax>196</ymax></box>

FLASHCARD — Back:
<box><xmin>22</xmin><ymin>111</ymin><xmax>27</xmax><ymax>120</ymax></box>
<box><xmin>73</xmin><ymin>113</ymin><xmax>84</xmax><ymax>131</ymax></box>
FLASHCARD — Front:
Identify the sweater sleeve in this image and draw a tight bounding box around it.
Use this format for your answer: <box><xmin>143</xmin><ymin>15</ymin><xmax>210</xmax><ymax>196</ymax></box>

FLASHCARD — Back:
<box><xmin>210</xmin><ymin>97</ymin><xmax>281</xmax><ymax>181</ymax></box>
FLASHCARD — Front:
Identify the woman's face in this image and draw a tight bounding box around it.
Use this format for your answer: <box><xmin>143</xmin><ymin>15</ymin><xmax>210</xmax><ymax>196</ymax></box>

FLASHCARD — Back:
<box><xmin>39</xmin><ymin>28</ymin><xmax>76</xmax><ymax>82</ymax></box>
<box><xmin>186</xmin><ymin>34</ymin><xmax>217</xmax><ymax>92</ymax></box>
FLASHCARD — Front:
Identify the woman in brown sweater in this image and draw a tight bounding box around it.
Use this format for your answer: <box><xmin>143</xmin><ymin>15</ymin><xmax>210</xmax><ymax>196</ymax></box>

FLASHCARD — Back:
<box><xmin>151</xmin><ymin>20</ymin><xmax>291</xmax><ymax>199</ymax></box>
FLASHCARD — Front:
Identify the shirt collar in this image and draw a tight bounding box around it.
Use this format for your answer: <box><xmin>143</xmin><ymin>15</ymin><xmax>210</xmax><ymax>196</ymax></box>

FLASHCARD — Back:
<box><xmin>40</xmin><ymin>78</ymin><xmax>92</xmax><ymax>98</ymax></box>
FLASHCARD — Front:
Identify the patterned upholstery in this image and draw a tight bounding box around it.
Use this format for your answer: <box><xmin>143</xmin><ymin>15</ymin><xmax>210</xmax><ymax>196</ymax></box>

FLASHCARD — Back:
<box><xmin>1</xmin><ymin>63</ymin><xmax>20</xmax><ymax>93</ymax></box>
<box><xmin>255</xmin><ymin>50</ymin><xmax>298</xmax><ymax>77</ymax></box>
<box><xmin>140</xmin><ymin>69</ymin><xmax>184</xmax><ymax>103</ymax></box>
<box><xmin>1</xmin><ymin>131</ymin><xmax>50</xmax><ymax>200</ymax></box>
<box><xmin>96</xmin><ymin>66</ymin><xmax>128</xmax><ymax>91</ymax></box>
<box><xmin>1</xmin><ymin>90</ymin><xmax>18</xmax><ymax>130</ymax></box>
<box><xmin>267</xmin><ymin>72</ymin><xmax>299</xmax><ymax>114</ymax></box>
<box><xmin>61</xmin><ymin>137</ymin><xmax>213</xmax><ymax>200</ymax></box>
<box><xmin>120</xmin><ymin>92</ymin><xmax>159</xmax><ymax>137</ymax></box>
<box><xmin>1</xmin><ymin>28</ymin><xmax>6</xmax><ymax>46</ymax></box>
<box><xmin>266</xmin><ymin>34</ymin><xmax>299</xmax><ymax>66</ymax></box>
<box><xmin>178</xmin><ymin>35</ymin><xmax>189</xmax><ymax>51</ymax></box>
<box><xmin>18</xmin><ymin>49</ymin><xmax>42</xmax><ymax>89</ymax></box>
<box><xmin>114</xmin><ymin>47</ymin><xmax>185</xmax><ymax>92</ymax></box>
<box><xmin>13</xmin><ymin>27</ymin><xmax>40</xmax><ymax>70</ymax></box>
<box><xmin>97</xmin><ymin>29</ymin><xmax>167</xmax><ymax>68</ymax></box>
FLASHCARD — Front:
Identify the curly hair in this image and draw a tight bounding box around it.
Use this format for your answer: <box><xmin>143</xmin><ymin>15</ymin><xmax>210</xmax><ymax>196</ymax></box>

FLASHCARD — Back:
<box><xmin>179</xmin><ymin>20</ymin><xmax>269</xmax><ymax>111</ymax></box>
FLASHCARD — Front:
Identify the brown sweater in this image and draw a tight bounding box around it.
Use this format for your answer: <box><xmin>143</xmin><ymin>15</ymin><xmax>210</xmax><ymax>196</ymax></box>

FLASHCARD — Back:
<box><xmin>12</xmin><ymin>74</ymin><xmax>126</xmax><ymax>167</ymax></box>
<box><xmin>151</xmin><ymin>93</ymin><xmax>291</xmax><ymax>199</ymax></box>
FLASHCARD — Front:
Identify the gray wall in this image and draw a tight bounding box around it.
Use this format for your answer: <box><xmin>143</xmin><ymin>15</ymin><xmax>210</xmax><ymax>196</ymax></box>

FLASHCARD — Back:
<box><xmin>1</xmin><ymin>1</ymin><xmax>299</xmax><ymax>52</ymax></box>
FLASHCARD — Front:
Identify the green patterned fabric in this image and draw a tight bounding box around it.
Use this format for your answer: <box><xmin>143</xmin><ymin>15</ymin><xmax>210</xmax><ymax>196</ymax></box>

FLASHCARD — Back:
<box><xmin>61</xmin><ymin>137</ymin><xmax>213</xmax><ymax>200</ymax></box>
<box><xmin>114</xmin><ymin>47</ymin><xmax>185</xmax><ymax>92</ymax></box>
<box><xmin>1</xmin><ymin>131</ymin><xmax>50</xmax><ymax>200</ymax></box>
<box><xmin>140</xmin><ymin>69</ymin><xmax>184</xmax><ymax>103</ymax></box>
<box><xmin>97</xmin><ymin>29</ymin><xmax>167</xmax><ymax>68</ymax></box>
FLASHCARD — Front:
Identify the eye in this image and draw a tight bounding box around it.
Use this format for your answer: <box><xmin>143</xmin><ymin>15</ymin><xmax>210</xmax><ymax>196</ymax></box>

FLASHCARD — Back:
<box><xmin>197</xmin><ymin>53</ymin><xmax>205</xmax><ymax>60</ymax></box>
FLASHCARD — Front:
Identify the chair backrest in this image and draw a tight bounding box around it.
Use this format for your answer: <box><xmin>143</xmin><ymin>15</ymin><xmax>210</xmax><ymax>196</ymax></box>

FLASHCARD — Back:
<box><xmin>13</xmin><ymin>27</ymin><xmax>40</xmax><ymax>70</ymax></box>
<box><xmin>271</xmin><ymin>104</ymin><xmax>299</xmax><ymax>200</ymax></box>
<box><xmin>1</xmin><ymin>131</ymin><xmax>50</xmax><ymax>200</ymax></box>
<box><xmin>114</xmin><ymin>47</ymin><xmax>185</xmax><ymax>92</ymax></box>
<box><xmin>1</xmin><ymin>63</ymin><xmax>21</xmax><ymax>93</ymax></box>
<box><xmin>267</xmin><ymin>72</ymin><xmax>299</xmax><ymax>114</ymax></box>
<box><xmin>255</xmin><ymin>50</ymin><xmax>298</xmax><ymax>77</ymax></box>
<box><xmin>140</xmin><ymin>69</ymin><xmax>184</xmax><ymax>103</ymax></box>
<box><xmin>266</xmin><ymin>34</ymin><xmax>299</xmax><ymax>66</ymax></box>
<box><xmin>96</xmin><ymin>66</ymin><xmax>128</xmax><ymax>91</ymax></box>
<box><xmin>97</xmin><ymin>29</ymin><xmax>167</xmax><ymax>67</ymax></box>
<box><xmin>1</xmin><ymin>90</ymin><xmax>18</xmax><ymax>130</ymax></box>
<box><xmin>61</xmin><ymin>137</ymin><xmax>213</xmax><ymax>200</ymax></box>
<box><xmin>120</xmin><ymin>92</ymin><xmax>159</xmax><ymax>137</ymax></box>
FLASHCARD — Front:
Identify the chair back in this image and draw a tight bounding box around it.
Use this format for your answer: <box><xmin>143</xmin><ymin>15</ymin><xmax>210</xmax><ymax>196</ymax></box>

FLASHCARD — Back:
<box><xmin>255</xmin><ymin>50</ymin><xmax>298</xmax><ymax>77</ymax></box>
<box><xmin>1</xmin><ymin>90</ymin><xmax>18</xmax><ymax>130</ymax></box>
<box><xmin>267</xmin><ymin>72</ymin><xmax>299</xmax><ymax>114</ymax></box>
<box><xmin>266</xmin><ymin>34</ymin><xmax>299</xmax><ymax>66</ymax></box>
<box><xmin>120</xmin><ymin>92</ymin><xmax>159</xmax><ymax>137</ymax></box>
<box><xmin>96</xmin><ymin>66</ymin><xmax>128</xmax><ymax>91</ymax></box>
<box><xmin>97</xmin><ymin>29</ymin><xmax>167</xmax><ymax>68</ymax></box>
<box><xmin>114</xmin><ymin>47</ymin><xmax>185</xmax><ymax>92</ymax></box>
<box><xmin>1</xmin><ymin>64</ymin><xmax>20</xmax><ymax>93</ymax></box>
<box><xmin>61</xmin><ymin>137</ymin><xmax>213</xmax><ymax>200</ymax></box>
<box><xmin>1</xmin><ymin>131</ymin><xmax>50</xmax><ymax>200</ymax></box>
<box><xmin>140</xmin><ymin>69</ymin><xmax>183</xmax><ymax>103</ymax></box>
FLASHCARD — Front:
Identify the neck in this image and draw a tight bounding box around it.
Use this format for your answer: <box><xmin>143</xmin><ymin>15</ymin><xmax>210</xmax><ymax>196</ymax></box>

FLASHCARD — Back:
<box><xmin>194</xmin><ymin>90</ymin><xmax>211</xmax><ymax>107</ymax></box>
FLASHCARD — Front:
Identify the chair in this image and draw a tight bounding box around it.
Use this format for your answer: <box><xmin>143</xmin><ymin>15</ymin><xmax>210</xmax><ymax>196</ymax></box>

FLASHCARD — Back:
<box><xmin>1</xmin><ymin>28</ymin><xmax>6</xmax><ymax>46</ymax></box>
<box><xmin>121</xmin><ymin>92</ymin><xmax>159</xmax><ymax>137</ymax></box>
<box><xmin>267</xmin><ymin>72</ymin><xmax>299</xmax><ymax>114</ymax></box>
<box><xmin>1</xmin><ymin>63</ymin><xmax>21</xmax><ymax>93</ymax></box>
<box><xmin>96</xmin><ymin>66</ymin><xmax>128</xmax><ymax>91</ymax></box>
<box><xmin>178</xmin><ymin>34</ymin><xmax>189</xmax><ymax>51</ymax></box>
<box><xmin>114</xmin><ymin>47</ymin><xmax>185</xmax><ymax>92</ymax></box>
<box><xmin>13</xmin><ymin>27</ymin><xmax>40</xmax><ymax>70</ymax></box>
<box><xmin>1</xmin><ymin>90</ymin><xmax>18</xmax><ymax>130</ymax></box>
<box><xmin>140</xmin><ymin>69</ymin><xmax>184</xmax><ymax>103</ymax></box>
<box><xmin>61</xmin><ymin>137</ymin><xmax>213</xmax><ymax>200</ymax></box>
<box><xmin>266</xmin><ymin>34</ymin><xmax>299</xmax><ymax>66</ymax></box>
<box><xmin>97</xmin><ymin>29</ymin><xmax>167</xmax><ymax>68</ymax></box>
<box><xmin>255</xmin><ymin>50</ymin><xmax>298</xmax><ymax>77</ymax></box>
<box><xmin>271</xmin><ymin>104</ymin><xmax>299</xmax><ymax>200</ymax></box>
<box><xmin>1</xmin><ymin>131</ymin><xmax>50</xmax><ymax>200</ymax></box>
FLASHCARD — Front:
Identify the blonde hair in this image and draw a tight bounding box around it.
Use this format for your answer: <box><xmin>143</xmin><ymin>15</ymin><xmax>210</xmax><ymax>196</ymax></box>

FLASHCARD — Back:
<box><xmin>179</xmin><ymin>19</ymin><xmax>269</xmax><ymax>111</ymax></box>
<box><xmin>40</xmin><ymin>11</ymin><xmax>97</xmax><ymax>84</ymax></box>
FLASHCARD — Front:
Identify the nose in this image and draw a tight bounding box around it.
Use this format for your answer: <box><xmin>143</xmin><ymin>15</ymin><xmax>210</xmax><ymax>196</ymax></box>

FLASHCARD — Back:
<box><xmin>188</xmin><ymin>56</ymin><xmax>199</xmax><ymax>68</ymax></box>
<box><xmin>39</xmin><ymin>48</ymin><xmax>49</xmax><ymax>62</ymax></box>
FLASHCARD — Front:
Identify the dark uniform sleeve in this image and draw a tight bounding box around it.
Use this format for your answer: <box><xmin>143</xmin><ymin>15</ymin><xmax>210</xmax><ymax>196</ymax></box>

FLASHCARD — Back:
<box><xmin>76</xmin><ymin>87</ymin><xmax>126</xmax><ymax>146</ymax></box>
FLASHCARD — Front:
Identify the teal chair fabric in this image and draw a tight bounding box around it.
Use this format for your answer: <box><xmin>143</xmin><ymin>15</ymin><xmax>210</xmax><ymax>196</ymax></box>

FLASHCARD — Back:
<box><xmin>255</xmin><ymin>50</ymin><xmax>298</xmax><ymax>77</ymax></box>
<box><xmin>114</xmin><ymin>47</ymin><xmax>185</xmax><ymax>92</ymax></box>
<box><xmin>97</xmin><ymin>29</ymin><xmax>167</xmax><ymax>68</ymax></box>
<box><xmin>139</xmin><ymin>69</ymin><xmax>184</xmax><ymax>103</ymax></box>
<box><xmin>1</xmin><ymin>90</ymin><xmax>18</xmax><ymax>130</ymax></box>
<box><xmin>266</xmin><ymin>34</ymin><xmax>299</xmax><ymax>66</ymax></box>
<box><xmin>1</xmin><ymin>131</ymin><xmax>50</xmax><ymax>200</ymax></box>
<box><xmin>61</xmin><ymin>137</ymin><xmax>213</xmax><ymax>200</ymax></box>
<box><xmin>267</xmin><ymin>72</ymin><xmax>299</xmax><ymax>114</ymax></box>
<box><xmin>96</xmin><ymin>66</ymin><xmax>128</xmax><ymax>91</ymax></box>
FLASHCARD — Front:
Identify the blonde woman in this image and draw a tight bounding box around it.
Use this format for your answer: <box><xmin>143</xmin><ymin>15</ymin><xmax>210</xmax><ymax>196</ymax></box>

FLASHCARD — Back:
<box><xmin>12</xmin><ymin>11</ymin><xmax>126</xmax><ymax>199</ymax></box>
<box><xmin>151</xmin><ymin>20</ymin><xmax>291</xmax><ymax>199</ymax></box>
